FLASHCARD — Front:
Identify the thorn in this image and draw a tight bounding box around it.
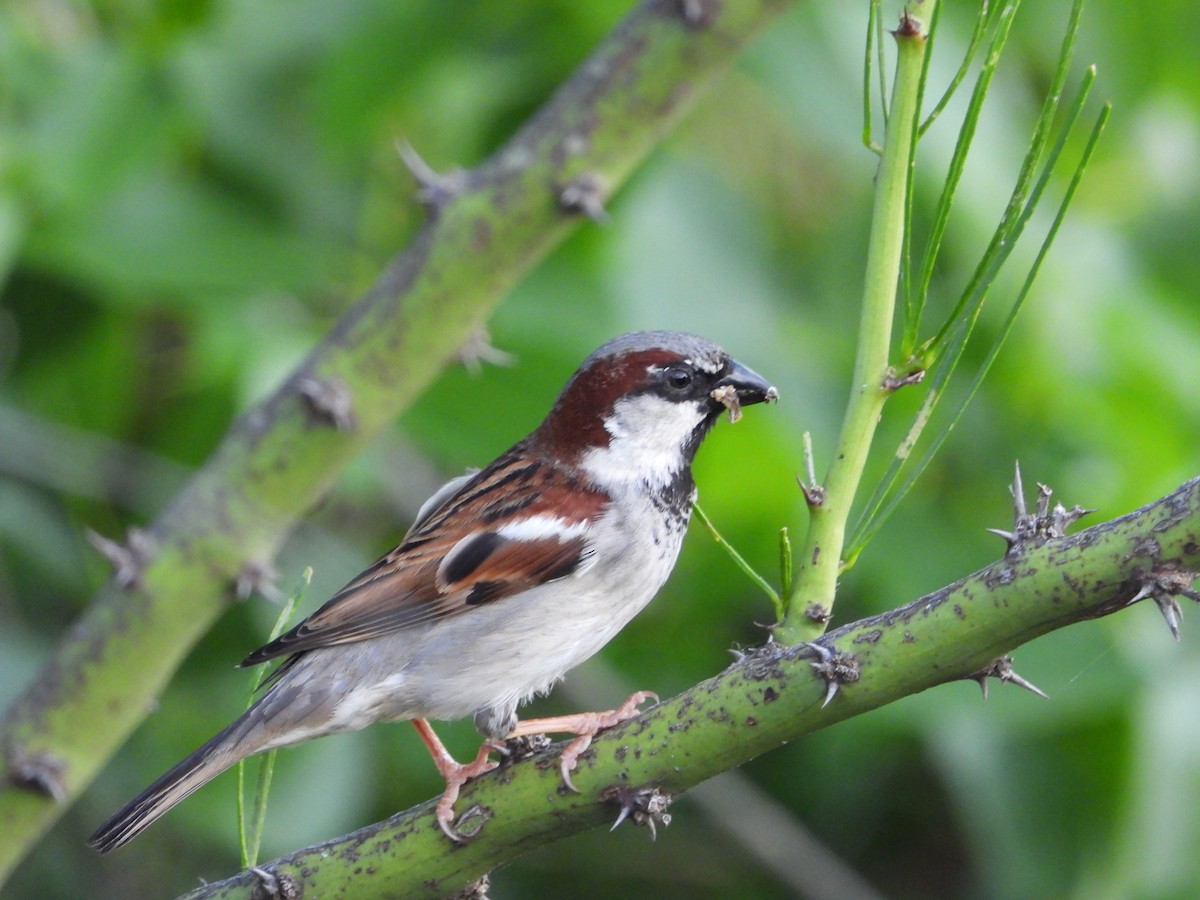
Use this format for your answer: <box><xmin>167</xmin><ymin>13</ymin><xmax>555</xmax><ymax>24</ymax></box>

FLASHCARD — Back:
<box><xmin>882</xmin><ymin>368</ymin><xmax>926</xmax><ymax>390</ymax></box>
<box><xmin>796</xmin><ymin>432</ymin><xmax>826</xmax><ymax>507</ymax></box>
<box><xmin>248</xmin><ymin>865</ymin><xmax>300</xmax><ymax>900</ymax></box>
<box><xmin>458</xmin><ymin>328</ymin><xmax>516</xmax><ymax>375</ymax></box>
<box><xmin>1035</xmin><ymin>482</ymin><xmax>1052</xmax><ymax>520</ymax></box>
<box><xmin>396</xmin><ymin>140</ymin><xmax>466</xmax><ymax>212</ymax></box>
<box><xmin>986</xmin><ymin>527</ymin><xmax>1018</xmax><ymax>547</ymax></box>
<box><xmin>234</xmin><ymin>560</ymin><xmax>282</xmax><ymax>602</ymax></box>
<box><xmin>1003</xmin><ymin>668</ymin><xmax>1050</xmax><ymax>699</ymax></box>
<box><xmin>557</xmin><ymin>172</ymin><xmax>610</xmax><ymax>223</ymax></box>
<box><xmin>610</xmin><ymin>805</ymin><xmax>631</xmax><ymax>831</ymax></box>
<box><xmin>1126</xmin><ymin>566</ymin><xmax>1200</xmax><ymax>641</ymax></box>
<box><xmin>970</xmin><ymin>656</ymin><xmax>1050</xmax><ymax>700</ymax></box>
<box><xmin>821</xmin><ymin>679</ymin><xmax>839</xmax><ymax>708</ymax></box>
<box><xmin>248</xmin><ymin>868</ymin><xmax>277</xmax><ymax>899</ymax></box>
<box><xmin>7</xmin><ymin>751</ymin><xmax>68</xmax><ymax>802</ymax></box>
<box><xmin>797</xmin><ymin>474</ymin><xmax>826</xmax><ymax>507</ymax></box>
<box><xmin>1011</xmin><ymin>461</ymin><xmax>1027</xmax><ymax>520</ymax></box>
<box><xmin>803</xmin><ymin>641</ymin><xmax>860</xmax><ymax>707</ymax></box>
<box><xmin>1125</xmin><ymin>583</ymin><xmax>1152</xmax><ymax>607</ymax></box>
<box><xmin>86</xmin><ymin>527</ymin><xmax>156</xmax><ymax>590</ymax></box>
<box><xmin>805</xmin><ymin>640</ymin><xmax>833</xmax><ymax>662</ymax></box>
<box><xmin>803</xmin><ymin>603</ymin><xmax>831</xmax><ymax>625</ymax></box>
<box><xmin>893</xmin><ymin>10</ymin><xmax>925</xmax><ymax>39</ymax></box>
<box><xmin>993</xmin><ymin>461</ymin><xmax>1087</xmax><ymax>553</ymax></box>
<box><xmin>297</xmin><ymin>376</ymin><xmax>356</xmax><ymax>432</ymax></box>
<box><xmin>1050</xmin><ymin>503</ymin><xmax>1094</xmax><ymax>536</ymax></box>
<box><xmin>601</xmin><ymin>785</ymin><xmax>672</xmax><ymax>839</ymax></box>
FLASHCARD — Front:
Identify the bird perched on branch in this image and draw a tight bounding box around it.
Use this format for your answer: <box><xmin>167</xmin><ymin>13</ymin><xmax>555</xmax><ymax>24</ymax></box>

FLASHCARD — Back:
<box><xmin>89</xmin><ymin>330</ymin><xmax>777</xmax><ymax>851</ymax></box>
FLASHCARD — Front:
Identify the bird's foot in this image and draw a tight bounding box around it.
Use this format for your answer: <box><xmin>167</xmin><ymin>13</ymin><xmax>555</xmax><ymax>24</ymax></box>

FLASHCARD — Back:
<box><xmin>411</xmin><ymin>718</ymin><xmax>499</xmax><ymax>842</ymax></box>
<box><xmin>507</xmin><ymin>690</ymin><xmax>659</xmax><ymax>792</ymax></box>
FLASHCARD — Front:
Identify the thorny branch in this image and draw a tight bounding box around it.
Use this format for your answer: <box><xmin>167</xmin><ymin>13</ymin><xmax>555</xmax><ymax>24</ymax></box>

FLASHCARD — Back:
<box><xmin>182</xmin><ymin>475</ymin><xmax>1200</xmax><ymax>899</ymax></box>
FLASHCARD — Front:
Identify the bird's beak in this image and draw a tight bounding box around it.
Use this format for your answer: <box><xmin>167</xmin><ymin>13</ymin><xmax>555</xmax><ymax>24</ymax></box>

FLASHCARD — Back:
<box><xmin>710</xmin><ymin>359</ymin><xmax>778</xmax><ymax>422</ymax></box>
<box><xmin>719</xmin><ymin>359</ymin><xmax>778</xmax><ymax>406</ymax></box>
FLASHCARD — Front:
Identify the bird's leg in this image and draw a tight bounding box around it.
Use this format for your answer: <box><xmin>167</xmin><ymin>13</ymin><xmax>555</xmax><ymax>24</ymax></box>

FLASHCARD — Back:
<box><xmin>412</xmin><ymin>692</ymin><xmax>657</xmax><ymax>840</ymax></box>
<box><xmin>411</xmin><ymin>718</ymin><xmax>500</xmax><ymax>841</ymax></box>
<box><xmin>505</xmin><ymin>691</ymin><xmax>658</xmax><ymax>792</ymax></box>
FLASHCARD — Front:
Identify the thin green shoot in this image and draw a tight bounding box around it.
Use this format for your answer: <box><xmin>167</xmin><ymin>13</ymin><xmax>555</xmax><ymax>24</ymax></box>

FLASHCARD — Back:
<box><xmin>778</xmin><ymin>527</ymin><xmax>794</xmax><ymax>600</ymax></box>
<box><xmin>237</xmin><ymin>568</ymin><xmax>308</xmax><ymax>868</ymax></box>
<box><xmin>904</xmin><ymin>0</ymin><xmax>1022</xmax><ymax>355</ymax></box>
<box><xmin>694</xmin><ymin>502</ymin><xmax>783</xmax><ymax>622</ymax></box>
<box><xmin>862</xmin><ymin>0</ymin><xmax>885</xmax><ymax>154</ymax></box>
<box><xmin>918</xmin><ymin>0</ymin><xmax>1000</xmax><ymax>137</ymax></box>
<box><xmin>850</xmin><ymin>91</ymin><xmax>1108</xmax><ymax>556</ymax></box>
<box><xmin>923</xmin><ymin>0</ymin><xmax>1084</xmax><ymax>357</ymax></box>
<box><xmin>876</xmin><ymin>0</ymin><xmax>890</xmax><ymax>128</ymax></box>
<box><xmin>900</xmin><ymin>0</ymin><xmax>944</xmax><ymax>349</ymax></box>
<box><xmin>852</xmin><ymin>0</ymin><xmax>1094</xmax><ymax>551</ymax></box>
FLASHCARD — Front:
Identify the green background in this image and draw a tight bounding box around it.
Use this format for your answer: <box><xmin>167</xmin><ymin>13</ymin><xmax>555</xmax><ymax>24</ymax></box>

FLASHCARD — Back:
<box><xmin>2</xmin><ymin>1</ymin><xmax>1199</xmax><ymax>897</ymax></box>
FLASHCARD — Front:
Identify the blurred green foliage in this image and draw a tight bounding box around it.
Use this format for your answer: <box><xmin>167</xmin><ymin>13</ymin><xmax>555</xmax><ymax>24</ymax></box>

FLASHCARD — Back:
<box><xmin>2</xmin><ymin>1</ymin><xmax>1200</xmax><ymax>898</ymax></box>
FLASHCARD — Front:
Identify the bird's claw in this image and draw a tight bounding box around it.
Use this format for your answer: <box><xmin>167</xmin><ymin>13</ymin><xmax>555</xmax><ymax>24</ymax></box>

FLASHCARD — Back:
<box><xmin>433</xmin><ymin>741</ymin><xmax>501</xmax><ymax>842</ymax></box>
<box><xmin>556</xmin><ymin>691</ymin><xmax>658</xmax><ymax>793</ymax></box>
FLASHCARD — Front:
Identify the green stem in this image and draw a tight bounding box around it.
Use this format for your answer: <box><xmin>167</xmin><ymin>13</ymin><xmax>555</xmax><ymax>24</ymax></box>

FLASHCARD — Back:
<box><xmin>694</xmin><ymin>503</ymin><xmax>783</xmax><ymax>620</ymax></box>
<box><xmin>780</xmin><ymin>8</ymin><xmax>932</xmax><ymax>643</ymax></box>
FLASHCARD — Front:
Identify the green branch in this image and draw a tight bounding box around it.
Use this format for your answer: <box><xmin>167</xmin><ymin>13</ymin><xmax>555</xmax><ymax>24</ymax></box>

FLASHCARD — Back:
<box><xmin>181</xmin><ymin>476</ymin><xmax>1200</xmax><ymax>898</ymax></box>
<box><xmin>781</xmin><ymin>8</ymin><xmax>932</xmax><ymax>642</ymax></box>
<box><xmin>0</xmin><ymin>0</ymin><xmax>792</xmax><ymax>881</ymax></box>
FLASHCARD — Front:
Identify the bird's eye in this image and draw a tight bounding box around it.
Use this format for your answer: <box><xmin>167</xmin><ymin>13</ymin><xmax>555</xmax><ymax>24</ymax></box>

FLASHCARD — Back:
<box><xmin>665</xmin><ymin>366</ymin><xmax>693</xmax><ymax>391</ymax></box>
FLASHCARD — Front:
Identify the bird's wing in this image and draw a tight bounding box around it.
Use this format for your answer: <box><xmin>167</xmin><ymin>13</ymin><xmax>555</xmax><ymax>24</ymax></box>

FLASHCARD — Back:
<box><xmin>240</xmin><ymin>446</ymin><xmax>606</xmax><ymax>667</ymax></box>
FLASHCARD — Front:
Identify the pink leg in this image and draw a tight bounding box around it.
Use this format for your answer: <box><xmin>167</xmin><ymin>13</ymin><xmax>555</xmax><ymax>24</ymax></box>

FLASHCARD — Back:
<box><xmin>411</xmin><ymin>718</ymin><xmax>499</xmax><ymax>842</ymax></box>
<box><xmin>505</xmin><ymin>691</ymin><xmax>657</xmax><ymax>792</ymax></box>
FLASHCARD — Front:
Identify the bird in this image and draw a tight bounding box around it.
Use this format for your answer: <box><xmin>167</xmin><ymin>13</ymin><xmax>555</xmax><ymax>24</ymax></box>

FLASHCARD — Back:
<box><xmin>88</xmin><ymin>330</ymin><xmax>778</xmax><ymax>852</ymax></box>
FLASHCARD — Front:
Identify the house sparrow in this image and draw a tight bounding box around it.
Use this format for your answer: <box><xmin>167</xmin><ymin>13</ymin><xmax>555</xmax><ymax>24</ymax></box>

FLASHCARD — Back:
<box><xmin>89</xmin><ymin>330</ymin><xmax>777</xmax><ymax>851</ymax></box>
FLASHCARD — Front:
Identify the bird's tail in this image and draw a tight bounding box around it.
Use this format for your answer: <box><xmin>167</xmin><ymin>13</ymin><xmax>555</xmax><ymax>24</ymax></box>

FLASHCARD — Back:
<box><xmin>88</xmin><ymin>712</ymin><xmax>264</xmax><ymax>853</ymax></box>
